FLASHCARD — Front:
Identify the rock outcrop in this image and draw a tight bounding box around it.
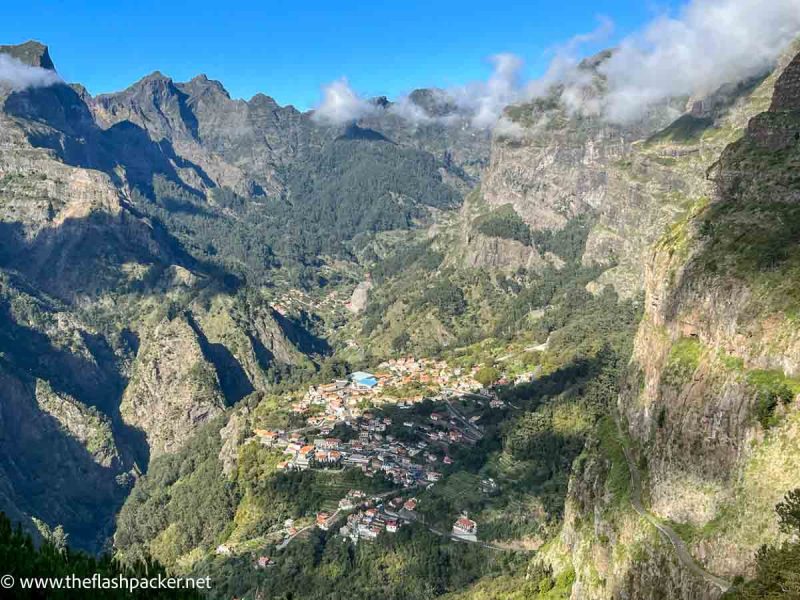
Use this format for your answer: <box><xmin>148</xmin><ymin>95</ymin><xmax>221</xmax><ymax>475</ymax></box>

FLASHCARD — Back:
<box><xmin>0</xmin><ymin>40</ymin><xmax>55</xmax><ymax>69</ymax></box>
<box><xmin>120</xmin><ymin>316</ymin><xmax>226</xmax><ymax>457</ymax></box>
<box><xmin>549</xmin><ymin>44</ymin><xmax>800</xmax><ymax>599</ymax></box>
<box><xmin>347</xmin><ymin>279</ymin><xmax>373</xmax><ymax>313</ymax></box>
<box><xmin>0</xmin><ymin>41</ymin><xmax>313</xmax><ymax>548</ymax></box>
<box><xmin>0</xmin><ymin>363</ymin><xmax>130</xmax><ymax>551</ymax></box>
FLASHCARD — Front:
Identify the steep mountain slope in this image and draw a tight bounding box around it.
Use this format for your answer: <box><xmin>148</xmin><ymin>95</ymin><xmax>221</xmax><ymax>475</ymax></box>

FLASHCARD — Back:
<box><xmin>352</xmin><ymin>48</ymin><xmax>784</xmax><ymax>358</ymax></box>
<box><xmin>324</xmin><ymin>41</ymin><xmax>800</xmax><ymax>600</ymax></box>
<box><xmin>480</xmin><ymin>52</ymin><xmax>661</xmax><ymax>231</ymax></box>
<box><xmin>88</xmin><ymin>74</ymin><xmax>489</xmax><ymax>277</ymax></box>
<box><xmin>473</xmin><ymin>51</ymin><xmax>770</xmax><ymax>297</ymax></box>
<box><xmin>90</xmin><ymin>72</ymin><xmax>317</xmax><ymax>197</ymax></box>
<box><xmin>0</xmin><ymin>40</ymin><xmax>491</xmax><ymax>552</ymax></box>
<box><xmin>119</xmin><ymin>315</ymin><xmax>226</xmax><ymax>457</ymax></box>
<box><xmin>0</xmin><ymin>42</ymin><xmax>311</xmax><ymax>549</ymax></box>
<box><xmin>90</xmin><ymin>75</ymin><xmax>489</xmax><ymax>198</ymax></box>
<box><xmin>537</xmin><ymin>43</ymin><xmax>800</xmax><ymax>600</ymax></box>
<box><xmin>2</xmin><ymin>33</ymin><xmax>800</xmax><ymax>600</ymax></box>
<box><xmin>622</xmin><ymin>43</ymin><xmax>800</xmax><ymax>582</ymax></box>
<box><xmin>343</xmin><ymin>52</ymin><xmax>682</xmax><ymax>356</ymax></box>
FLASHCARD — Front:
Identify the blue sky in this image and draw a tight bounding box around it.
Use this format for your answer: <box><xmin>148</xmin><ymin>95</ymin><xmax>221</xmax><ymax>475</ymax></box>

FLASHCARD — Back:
<box><xmin>1</xmin><ymin>1</ymin><xmax>677</xmax><ymax>109</ymax></box>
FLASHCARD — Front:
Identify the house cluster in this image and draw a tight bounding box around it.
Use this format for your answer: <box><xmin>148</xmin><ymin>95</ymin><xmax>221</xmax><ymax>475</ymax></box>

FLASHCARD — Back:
<box><xmin>289</xmin><ymin>358</ymin><xmax>484</xmax><ymax>419</ymax></box>
<box><xmin>255</xmin><ymin>425</ymin><xmax>446</xmax><ymax>486</ymax></box>
<box><xmin>339</xmin><ymin>506</ymin><xmax>402</xmax><ymax>543</ymax></box>
<box><xmin>256</xmin><ymin>389</ymin><xmax>494</xmax><ymax>485</ymax></box>
<box><xmin>290</xmin><ymin>375</ymin><xmax>374</xmax><ymax>419</ymax></box>
<box><xmin>338</xmin><ymin>489</ymin><xmax>368</xmax><ymax>510</ymax></box>
<box><xmin>251</xmin><ymin>360</ymin><xmax>496</xmax><ymax>483</ymax></box>
<box><xmin>379</xmin><ymin>357</ymin><xmax>483</xmax><ymax>394</ymax></box>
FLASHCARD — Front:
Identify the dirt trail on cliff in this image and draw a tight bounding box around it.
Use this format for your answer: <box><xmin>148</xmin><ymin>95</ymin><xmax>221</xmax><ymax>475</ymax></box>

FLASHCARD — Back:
<box><xmin>618</xmin><ymin>424</ymin><xmax>732</xmax><ymax>594</ymax></box>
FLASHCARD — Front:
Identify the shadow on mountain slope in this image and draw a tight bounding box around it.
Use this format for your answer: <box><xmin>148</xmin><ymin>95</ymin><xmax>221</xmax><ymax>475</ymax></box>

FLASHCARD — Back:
<box><xmin>4</xmin><ymin>83</ymin><xmax>214</xmax><ymax>197</ymax></box>
<box><xmin>185</xmin><ymin>311</ymin><xmax>254</xmax><ymax>405</ymax></box>
<box><xmin>0</xmin><ymin>359</ymin><xmax>130</xmax><ymax>552</ymax></box>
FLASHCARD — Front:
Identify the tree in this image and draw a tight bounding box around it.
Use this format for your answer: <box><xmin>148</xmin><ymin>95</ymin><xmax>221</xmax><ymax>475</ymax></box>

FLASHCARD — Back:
<box><xmin>0</xmin><ymin>512</ymin><xmax>201</xmax><ymax>599</ymax></box>
<box><xmin>723</xmin><ymin>488</ymin><xmax>800</xmax><ymax>599</ymax></box>
<box><xmin>423</xmin><ymin>282</ymin><xmax>467</xmax><ymax>317</ymax></box>
<box><xmin>474</xmin><ymin>205</ymin><xmax>532</xmax><ymax>245</ymax></box>
<box><xmin>475</xmin><ymin>366</ymin><xmax>501</xmax><ymax>387</ymax></box>
<box><xmin>777</xmin><ymin>488</ymin><xmax>800</xmax><ymax>534</ymax></box>
<box><xmin>392</xmin><ymin>331</ymin><xmax>411</xmax><ymax>352</ymax></box>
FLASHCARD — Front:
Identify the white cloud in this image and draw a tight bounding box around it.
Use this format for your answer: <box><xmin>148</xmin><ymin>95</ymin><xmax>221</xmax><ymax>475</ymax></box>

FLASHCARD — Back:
<box><xmin>311</xmin><ymin>0</ymin><xmax>800</xmax><ymax>131</ymax></box>
<box><xmin>528</xmin><ymin>15</ymin><xmax>614</xmax><ymax>96</ymax></box>
<box><xmin>311</xmin><ymin>77</ymin><xmax>377</xmax><ymax>125</ymax></box>
<box><xmin>0</xmin><ymin>54</ymin><xmax>61</xmax><ymax>91</ymax></box>
<box><xmin>522</xmin><ymin>17</ymin><xmax>614</xmax><ymax>121</ymax></box>
<box><xmin>493</xmin><ymin>115</ymin><xmax>527</xmax><ymax>139</ymax></box>
<box><xmin>387</xmin><ymin>94</ymin><xmax>435</xmax><ymax>124</ymax></box>
<box><xmin>312</xmin><ymin>56</ymin><xmax>527</xmax><ymax>129</ymax></box>
<box><xmin>422</xmin><ymin>18</ymin><xmax>612</xmax><ymax>129</ymax></box>
<box><xmin>600</xmin><ymin>0</ymin><xmax>800</xmax><ymax>122</ymax></box>
<box><xmin>461</xmin><ymin>53</ymin><xmax>524</xmax><ymax>128</ymax></box>
<box><xmin>311</xmin><ymin>19</ymin><xmax>611</xmax><ymax>130</ymax></box>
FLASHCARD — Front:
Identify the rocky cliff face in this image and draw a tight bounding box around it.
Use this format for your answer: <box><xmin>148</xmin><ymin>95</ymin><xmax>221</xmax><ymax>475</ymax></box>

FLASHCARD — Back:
<box><xmin>470</xmin><ymin>51</ymin><xmax>774</xmax><ymax>297</ymax></box>
<box><xmin>0</xmin><ymin>361</ymin><xmax>130</xmax><ymax>551</ymax></box>
<box><xmin>547</xmin><ymin>44</ymin><xmax>800</xmax><ymax>599</ymax></box>
<box><xmin>545</xmin><ymin>426</ymin><xmax>719</xmax><ymax>600</ymax></box>
<box><xmin>582</xmin><ymin>71</ymin><xmax>775</xmax><ymax>298</ymax></box>
<box><xmin>120</xmin><ymin>315</ymin><xmax>226</xmax><ymax>457</ymax></box>
<box><xmin>622</xmin><ymin>43</ymin><xmax>800</xmax><ymax>574</ymax></box>
<box><xmin>483</xmin><ymin>115</ymin><xmax>626</xmax><ymax>232</ymax></box>
<box><xmin>444</xmin><ymin>53</ymin><xmax>674</xmax><ymax>280</ymax></box>
<box><xmin>0</xmin><ymin>40</ymin><xmax>55</xmax><ymax>69</ymax></box>
<box><xmin>0</xmin><ymin>42</ymin><xmax>318</xmax><ymax>548</ymax></box>
<box><xmin>89</xmin><ymin>72</ymin><xmax>489</xmax><ymax>199</ymax></box>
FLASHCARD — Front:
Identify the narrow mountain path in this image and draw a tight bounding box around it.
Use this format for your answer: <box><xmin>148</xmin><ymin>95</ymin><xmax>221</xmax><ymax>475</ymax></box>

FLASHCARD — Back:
<box><xmin>618</xmin><ymin>427</ymin><xmax>732</xmax><ymax>593</ymax></box>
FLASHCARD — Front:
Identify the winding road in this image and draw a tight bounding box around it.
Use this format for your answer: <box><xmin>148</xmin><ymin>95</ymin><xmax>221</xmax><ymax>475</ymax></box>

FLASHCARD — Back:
<box><xmin>444</xmin><ymin>398</ymin><xmax>484</xmax><ymax>440</ymax></box>
<box><xmin>619</xmin><ymin>431</ymin><xmax>732</xmax><ymax>593</ymax></box>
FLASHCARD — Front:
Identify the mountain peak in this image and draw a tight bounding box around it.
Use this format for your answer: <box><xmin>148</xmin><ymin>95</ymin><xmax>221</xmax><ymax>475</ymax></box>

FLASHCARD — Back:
<box><xmin>248</xmin><ymin>93</ymin><xmax>280</xmax><ymax>108</ymax></box>
<box><xmin>0</xmin><ymin>40</ymin><xmax>56</xmax><ymax>70</ymax></box>
<box><xmin>408</xmin><ymin>88</ymin><xmax>458</xmax><ymax>117</ymax></box>
<box><xmin>183</xmin><ymin>74</ymin><xmax>230</xmax><ymax>98</ymax></box>
<box><xmin>112</xmin><ymin>71</ymin><xmax>180</xmax><ymax>98</ymax></box>
<box><xmin>142</xmin><ymin>70</ymin><xmax>172</xmax><ymax>83</ymax></box>
<box><xmin>577</xmin><ymin>48</ymin><xmax>614</xmax><ymax>71</ymax></box>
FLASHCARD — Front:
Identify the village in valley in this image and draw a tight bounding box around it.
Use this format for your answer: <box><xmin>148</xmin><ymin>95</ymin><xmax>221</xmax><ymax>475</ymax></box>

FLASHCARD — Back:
<box><xmin>233</xmin><ymin>356</ymin><xmax>523</xmax><ymax>562</ymax></box>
